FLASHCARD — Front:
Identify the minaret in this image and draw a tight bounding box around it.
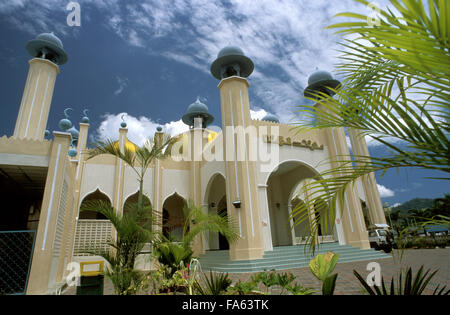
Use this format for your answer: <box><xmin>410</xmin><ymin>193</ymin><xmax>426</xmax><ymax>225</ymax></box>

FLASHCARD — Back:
<box><xmin>13</xmin><ymin>32</ymin><xmax>68</xmax><ymax>141</ymax></box>
<box><xmin>211</xmin><ymin>46</ymin><xmax>264</xmax><ymax>260</ymax></box>
<box><xmin>305</xmin><ymin>70</ymin><xmax>370</xmax><ymax>249</ymax></box>
<box><xmin>182</xmin><ymin>98</ymin><xmax>214</xmax><ymax>255</ymax></box>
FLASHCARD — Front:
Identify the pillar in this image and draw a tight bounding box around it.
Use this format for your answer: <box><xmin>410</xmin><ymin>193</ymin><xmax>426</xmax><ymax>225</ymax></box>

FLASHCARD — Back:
<box><xmin>218</xmin><ymin>76</ymin><xmax>264</xmax><ymax>260</ymax></box>
<box><xmin>315</xmin><ymin>103</ymin><xmax>370</xmax><ymax>249</ymax></box>
<box><xmin>13</xmin><ymin>58</ymin><xmax>59</xmax><ymax>141</ymax></box>
<box><xmin>348</xmin><ymin>128</ymin><xmax>387</xmax><ymax>226</ymax></box>
<box><xmin>189</xmin><ymin>121</ymin><xmax>205</xmax><ymax>255</ymax></box>
<box><xmin>65</xmin><ymin>123</ymin><xmax>90</xmax><ymax>274</ymax></box>
<box><xmin>27</xmin><ymin>131</ymin><xmax>71</xmax><ymax>294</ymax></box>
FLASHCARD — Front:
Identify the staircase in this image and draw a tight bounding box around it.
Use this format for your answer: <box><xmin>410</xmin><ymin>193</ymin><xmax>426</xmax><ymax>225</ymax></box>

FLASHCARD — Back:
<box><xmin>198</xmin><ymin>242</ymin><xmax>391</xmax><ymax>273</ymax></box>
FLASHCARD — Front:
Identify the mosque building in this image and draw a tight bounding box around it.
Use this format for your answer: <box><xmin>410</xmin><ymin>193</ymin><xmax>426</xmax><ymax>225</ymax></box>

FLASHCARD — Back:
<box><xmin>0</xmin><ymin>33</ymin><xmax>389</xmax><ymax>295</ymax></box>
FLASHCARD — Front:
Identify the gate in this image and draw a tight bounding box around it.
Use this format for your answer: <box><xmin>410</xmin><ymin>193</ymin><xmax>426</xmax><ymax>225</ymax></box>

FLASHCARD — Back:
<box><xmin>0</xmin><ymin>230</ymin><xmax>36</xmax><ymax>295</ymax></box>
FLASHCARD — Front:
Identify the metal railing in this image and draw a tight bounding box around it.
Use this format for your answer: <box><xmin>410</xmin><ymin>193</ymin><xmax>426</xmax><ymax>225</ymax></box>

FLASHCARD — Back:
<box><xmin>0</xmin><ymin>230</ymin><xmax>36</xmax><ymax>295</ymax></box>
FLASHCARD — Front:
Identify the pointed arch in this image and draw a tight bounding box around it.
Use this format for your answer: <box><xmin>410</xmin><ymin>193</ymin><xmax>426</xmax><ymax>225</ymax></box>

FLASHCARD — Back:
<box><xmin>162</xmin><ymin>192</ymin><xmax>187</xmax><ymax>241</ymax></box>
<box><xmin>78</xmin><ymin>188</ymin><xmax>111</xmax><ymax>219</ymax></box>
<box><xmin>265</xmin><ymin>159</ymin><xmax>337</xmax><ymax>246</ymax></box>
<box><xmin>123</xmin><ymin>190</ymin><xmax>152</xmax><ymax>215</ymax></box>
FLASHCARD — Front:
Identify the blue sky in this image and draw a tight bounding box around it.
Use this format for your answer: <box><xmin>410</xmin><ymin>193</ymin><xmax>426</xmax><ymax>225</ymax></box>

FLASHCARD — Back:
<box><xmin>0</xmin><ymin>0</ymin><xmax>448</xmax><ymax>206</ymax></box>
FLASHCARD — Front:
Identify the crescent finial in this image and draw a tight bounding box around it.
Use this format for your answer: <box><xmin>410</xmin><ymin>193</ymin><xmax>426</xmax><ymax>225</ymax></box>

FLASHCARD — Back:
<box><xmin>64</xmin><ymin>108</ymin><xmax>73</xmax><ymax>119</ymax></box>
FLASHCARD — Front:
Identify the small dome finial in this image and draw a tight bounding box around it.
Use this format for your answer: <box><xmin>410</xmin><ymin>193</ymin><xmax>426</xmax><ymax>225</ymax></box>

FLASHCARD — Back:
<box><xmin>81</xmin><ymin>109</ymin><xmax>90</xmax><ymax>123</ymax></box>
<box><xmin>120</xmin><ymin>114</ymin><xmax>127</xmax><ymax>128</ymax></box>
<box><xmin>59</xmin><ymin>108</ymin><xmax>73</xmax><ymax>131</ymax></box>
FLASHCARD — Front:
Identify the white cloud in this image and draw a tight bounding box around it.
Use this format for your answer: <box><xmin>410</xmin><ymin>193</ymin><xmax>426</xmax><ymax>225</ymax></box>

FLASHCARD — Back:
<box><xmin>2</xmin><ymin>0</ymin><xmax>397</xmax><ymax>124</ymax></box>
<box><xmin>377</xmin><ymin>184</ymin><xmax>395</xmax><ymax>198</ymax></box>
<box><xmin>250</xmin><ymin>108</ymin><xmax>268</xmax><ymax>120</ymax></box>
<box><xmin>95</xmin><ymin>112</ymin><xmax>189</xmax><ymax>146</ymax></box>
<box><xmin>113</xmin><ymin>76</ymin><xmax>129</xmax><ymax>95</ymax></box>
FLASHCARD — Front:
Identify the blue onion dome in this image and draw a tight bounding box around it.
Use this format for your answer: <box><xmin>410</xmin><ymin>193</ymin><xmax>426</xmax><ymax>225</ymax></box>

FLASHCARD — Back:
<box><xmin>44</xmin><ymin>130</ymin><xmax>50</xmax><ymax>137</ymax></box>
<box><xmin>261</xmin><ymin>113</ymin><xmax>280</xmax><ymax>123</ymax></box>
<box><xmin>59</xmin><ymin>108</ymin><xmax>73</xmax><ymax>131</ymax></box>
<box><xmin>68</xmin><ymin>147</ymin><xmax>77</xmax><ymax>157</ymax></box>
<box><xmin>156</xmin><ymin>126</ymin><xmax>163</xmax><ymax>132</ymax></box>
<box><xmin>58</xmin><ymin>118</ymin><xmax>72</xmax><ymax>131</ymax></box>
<box><xmin>81</xmin><ymin>109</ymin><xmax>90</xmax><ymax>123</ymax></box>
<box><xmin>211</xmin><ymin>45</ymin><xmax>254</xmax><ymax>80</ymax></box>
<box><xmin>304</xmin><ymin>69</ymin><xmax>341</xmax><ymax>98</ymax></box>
<box><xmin>26</xmin><ymin>32</ymin><xmax>68</xmax><ymax>65</ymax></box>
<box><xmin>182</xmin><ymin>98</ymin><xmax>214</xmax><ymax>127</ymax></box>
<box><xmin>67</xmin><ymin>126</ymin><xmax>79</xmax><ymax>140</ymax></box>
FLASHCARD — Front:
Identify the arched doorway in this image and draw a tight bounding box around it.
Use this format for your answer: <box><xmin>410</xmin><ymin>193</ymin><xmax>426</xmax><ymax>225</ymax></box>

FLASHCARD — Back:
<box><xmin>79</xmin><ymin>189</ymin><xmax>110</xmax><ymax>219</ymax></box>
<box><xmin>204</xmin><ymin>173</ymin><xmax>229</xmax><ymax>251</ymax></box>
<box><xmin>123</xmin><ymin>191</ymin><xmax>153</xmax><ymax>229</ymax></box>
<box><xmin>217</xmin><ymin>196</ymin><xmax>229</xmax><ymax>250</ymax></box>
<box><xmin>162</xmin><ymin>193</ymin><xmax>186</xmax><ymax>241</ymax></box>
<box><xmin>266</xmin><ymin>160</ymin><xmax>335</xmax><ymax>247</ymax></box>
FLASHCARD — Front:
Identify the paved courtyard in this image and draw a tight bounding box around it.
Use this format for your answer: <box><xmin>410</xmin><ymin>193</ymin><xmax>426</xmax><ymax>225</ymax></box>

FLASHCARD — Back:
<box><xmin>63</xmin><ymin>248</ymin><xmax>450</xmax><ymax>295</ymax></box>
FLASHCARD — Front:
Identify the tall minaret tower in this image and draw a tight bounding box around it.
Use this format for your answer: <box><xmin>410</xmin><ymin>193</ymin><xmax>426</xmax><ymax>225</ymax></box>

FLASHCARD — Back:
<box><xmin>211</xmin><ymin>46</ymin><xmax>264</xmax><ymax>260</ymax></box>
<box><xmin>13</xmin><ymin>32</ymin><xmax>68</xmax><ymax>141</ymax></box>
<box><xmin>182</xmin><ymin>98</ymin><xmax>214</xmax><ymax>255</ymax></box>
<box><xmin>304</xmin><ymin>70</ymin><xmax>370</xmax><ymax>249</ymax></box>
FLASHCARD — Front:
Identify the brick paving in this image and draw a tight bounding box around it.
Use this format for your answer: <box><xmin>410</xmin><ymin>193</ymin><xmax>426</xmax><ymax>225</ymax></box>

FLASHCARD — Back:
<box><xmin>62</xmin><ymin>248</ymin><xmax>450</xmax><ymax>295</ymax></box>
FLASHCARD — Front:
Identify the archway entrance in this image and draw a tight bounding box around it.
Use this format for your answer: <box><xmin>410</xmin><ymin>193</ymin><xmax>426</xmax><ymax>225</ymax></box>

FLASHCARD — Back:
<box><xmin>204</xmin><ymin>173</ymin><xmax>229</xmax><ymax>251</ymax></box>
<box><xmin>266</xmin><ymin>161</ymin><xmax>336</xmax><ymax>247</ymax></box>
<box><xmin>78</xmin><ymin>189</ymin><xmax>110</xmax><ymax>219</ymax></box>
<box><xmin>162</xmin><ymin>193</ymin><xmax>186</xmax><ymax>242</ymax></box>
<box><xmin>217</xmin><ymin>196</ymin><xmax>229</xmax><ymax>250</ymax></box>
<box><xmin>123</xmin><ymin>191</ymin><xmax>153</xmax><ymax>230</ymax></box>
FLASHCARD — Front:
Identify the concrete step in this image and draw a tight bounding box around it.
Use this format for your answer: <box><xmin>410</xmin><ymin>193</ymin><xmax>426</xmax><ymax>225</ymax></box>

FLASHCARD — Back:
<box><xmin>197</xmin><ymin>243</ymin><xmax>391</xmax><ymax>273</ymax></box>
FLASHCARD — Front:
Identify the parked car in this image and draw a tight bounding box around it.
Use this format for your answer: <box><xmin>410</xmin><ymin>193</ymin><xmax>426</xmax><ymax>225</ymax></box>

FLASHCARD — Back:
<box><xmin>367</xmin><ymin>224</ymin><xmax>395</xmax><ymax>253</ymax></box>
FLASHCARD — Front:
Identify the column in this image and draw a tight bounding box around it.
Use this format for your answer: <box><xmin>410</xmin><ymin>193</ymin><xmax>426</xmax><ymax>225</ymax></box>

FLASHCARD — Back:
<box><xmin>13</xmin><ymin>58</ymin><xmax>59</xmax><ymax>141</ymax></box>
<box><xmin>189</xmin><ymin>123</ymin><xmax>205</xmax><ymax>255</ymax></box>
<box><xmin>348</xmin><ymin>128</ymin><xmax>387</xmax><ymax>226</ymax></box>
<box><xmin>27</xmin><ymin>131</ymin><xmax>71</xmax><ymax>294</ymax></box>
<box><xmin>315</xmin><ymin>103</ymin><xmax>370</xmax><ymax>249</ymax></box>
<box><xmin>65</xmin><ymin>123</ymin><xmax>90</xmax><ymax>274</ymax></box>
<box><xmin>218</xmin><ymin>76</ymin><xmax>264</xmax><ymax>260</ymax></box>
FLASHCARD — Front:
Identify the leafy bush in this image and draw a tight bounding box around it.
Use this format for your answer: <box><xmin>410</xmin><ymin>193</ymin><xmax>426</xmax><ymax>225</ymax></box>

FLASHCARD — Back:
<box><xmin>194</xmin><ymin>271</ymin><xmax>232</xmax><ymax>295</ymax></box>
<box><xmin>153</xmin><ymin>239</ymin><xmax>193</xmax><ymax>277</ymax></box>
<box><xmin>249</xmin><ymin>270</ymin><xmax>315</xmax><ymax>295</ymax></box>
<box><xmin>227</xmin><ymin>280</ymin><xmax>260</xmax><ymax>295</ymax></box>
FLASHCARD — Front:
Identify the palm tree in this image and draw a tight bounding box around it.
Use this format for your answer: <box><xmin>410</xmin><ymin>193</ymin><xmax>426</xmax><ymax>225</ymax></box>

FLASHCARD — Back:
<box><xmin>292</xmin><ymin>0</ymin><xmax>450</xmax><ymax>252</ymax></box>
<box><xmin>153</xmin><ymin>200</ymin><xmax>240</xmax><ymax>276</ymax></box>
<box><xmin>79</xmin><ymin>199</ymin><xmax>153</xmax><ymax>294</ymax></box>
<box><xmin>181</xmin><ymin>200</ymin><xmax>240</xmax><ymax>250</ymax></box>
<box><xmin>88</xmin><ymin>133</ymin><xmax>175</xmax><ymax>215</ymax></box>
<box><xmin>77</xmin><ymin>132</ymin><xmax>175</xmax><ymax>294</ymax></box>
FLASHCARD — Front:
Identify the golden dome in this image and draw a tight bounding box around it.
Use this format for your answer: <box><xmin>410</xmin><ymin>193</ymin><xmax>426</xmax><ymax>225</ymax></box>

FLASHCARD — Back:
<box><xmin>112</xmin><ymin>139</ymin><xmax>139</xmax><ymax>153</ymax></box>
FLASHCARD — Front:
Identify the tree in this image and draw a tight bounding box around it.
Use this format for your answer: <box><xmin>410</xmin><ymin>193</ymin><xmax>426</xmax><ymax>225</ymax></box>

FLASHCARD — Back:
<box><xmin>292</xmin><ymin>0</ymin><xmax>450</xmax><ymax>252</ymax></box>
<box><xmin>153</xmin><ymin>200</ymin><xmax>240</xmax><ymax>276</ymax></box>
<box><xmin>78</xmin><ymin>133</ymin><xmax>175</xmax><ymax>294</ymax></box>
